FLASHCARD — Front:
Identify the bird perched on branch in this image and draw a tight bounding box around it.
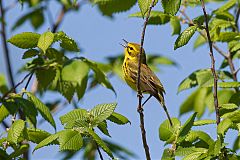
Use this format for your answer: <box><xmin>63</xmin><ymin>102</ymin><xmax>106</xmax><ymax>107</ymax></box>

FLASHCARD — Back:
<box><xmin>121</xmin><ymin>39</ymin><xmax>173</xmax><ymax>126</ymax></box>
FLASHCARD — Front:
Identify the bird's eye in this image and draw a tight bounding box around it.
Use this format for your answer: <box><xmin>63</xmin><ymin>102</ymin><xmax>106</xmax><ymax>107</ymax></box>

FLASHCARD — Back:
<box><xmin>129</xmin><ymin>47</ymin><xmax>133</xmax><ymax>50</ymax></box>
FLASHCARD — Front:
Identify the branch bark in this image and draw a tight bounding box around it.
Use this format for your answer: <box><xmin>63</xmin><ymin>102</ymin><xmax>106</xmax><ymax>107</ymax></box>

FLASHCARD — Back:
<box><xmin>0</xmin><ymin>0</ymin><xmax>15</xmax><ymax>89</ymax></box>
<box><xmin>136</xmin><ymin>1</ymin><xmax>156</xmax><ymax>160</ymax></box>
<box><xmin>52</xmin><ymin>6</ymin><xmax>66</xmax><ymax>33</ymax></box>
<box><xmin>200</xmin><ymin>0</ymin><xmax>220</xmax><ymax>125</ymax></box>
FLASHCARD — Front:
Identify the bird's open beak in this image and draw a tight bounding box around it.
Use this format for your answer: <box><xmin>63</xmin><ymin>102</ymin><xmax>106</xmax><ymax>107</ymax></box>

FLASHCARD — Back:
<box><xmin>119</xmin><ymin>39</ymin><xmax>128</xmax><ymax>48</ymax></box>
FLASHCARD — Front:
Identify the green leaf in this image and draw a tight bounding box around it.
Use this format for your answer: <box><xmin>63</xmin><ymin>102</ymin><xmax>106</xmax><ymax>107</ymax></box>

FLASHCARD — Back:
<box><xmin>179</xmin><ymin>89</ymin><xmax>198</xmax><ymax>116</ymax></box>
<box><xmin>55</xmin><ymin>31</ymin><xmax>80</xmax><ymax>52</ymax></box>
<box><xmin>37</xmin><ymin>31</ymin><xmax>54</xmax><ymax>53</ymax></box>
<box><xmin>7</xmin><ymin>119</ymin><xmax>25</xmax><ymax>144</ymax></box>
<box><xmin>215</xmin><ymin>11</ymin><xmax>235</xmax><ymax>21</ymax></box>
<box><xmin>0</xmin><ymin>74</ymin><xmax>8</xmax><ymax>94</ymax></box>
<box><xmin>170</xmin><ymin>16</ymin><xmax>181</xmax><ymax>35</ymax></box>
<box><xmin>57</xmin><ymin>80</ymin><xmax>75</xmax><ymax>102</ymax></box>
<box><xmin>82</xmin><ymin>58</ymin><xmax>116</xmax><ymax>95</ymax></box>
<box><xmin>181</xmin><ymin>151</ymin><xmax>203</xmax><ymax>160</ymax></box>
<box><xmin>178</xmin><ymin>113</ymin><xmax>197</xmax><ymax>142</ymax></box>
<box><xmin>214</xmin><ymin>0</ymin><xmax>237</xmax><ymax>13</ymax></box>
<box><xmin>30</xmin><ymin>8</ymin><xmax>44</xmax><ymax>29</ymax></box>
<box><xmin>229</xmin><ymin>92</ymin><xmax>240</xmax><ymax>106</ymax></box>
<box><xmin>97</xmin><ymin>121</ymin><xmax>111</xmax><ymax>137</ymax></box>
<box><xmin>22</xmin><ymin>49</ymin><xmax>39</xmax><ymax>59</ymax></box>
<box><xmin>233</xmin><ymin>136</ymin><xmax>240</xmax><ymax>151</ymax></box>
<box><xmin>213</xmin><ymin>138</ymin><xmax>222</xmax><ymax>156</ymax></box>
<box><xmin>212</xmin><ymin>32</ymin><xmax>240</xmax><ymax>42</ymax></box>
<box><xmin>222</xmin><ymin>110</ymin><xmax>240</xmax><ymax>123</ymax></box>
<box><xmin>220</xmin><ymin>103</ymin><xmax>238</xmax><ymax>115</ymax></box>
<box><xmin>58</xmin><ymin>130</ymin><xmax>83</xmax><ymax>151</ymax></box>
<box><xmin>193</xmin><ymin>35</ymin><xmax>206</xmax><ymax>49</ymax></box>
<box><xmin>217</xmin><ymin>118</ymin><xmax>232</xmax><ymax>136</ymax></box>
<box><xmin>9</xmin><ymin>144</ymin><xmax>29</xmax><ymax>159</ymax></box>
<box><xmin>107</xmin><ymin>112</ymin><xmax>130</xmax><ymax>125</ymax></box>
<box><xmin>161</xmin><ymin>0</ymin><xmax>181</xmax><ymax>15</ymax></box>
<box><xmin>174</xmin><ymin>26</ymin><xmax>197</xmax><ymax>50</ymax></box>
<box><xmin>162</xmin><ymin>148</ymin><xmax>174</xmax><ymax>160</ymax></box>
<box><xmin>33</xmin><ymin>133</ymin><xmax>59</xmax><ymax>152</ymax></box>
<box><xmin>194</xmin><ymin>119</ymin><xmax>215</xmax><ymax>126</ymax></box>
<box><xmin>90</xmin><ymin>103</ymin><xmax>117</xmax><ymax>125</ymax></box>
<box><xmin>0</xmin><ymin>105</ymin><xmax>10</xmax><ymax>124</ymax></box>
<box><xmin>8</xmin><ymin>32</ymin><xmax>40</xmax><ymax>49</ymax></box>
<box><xmin>27</xmin><ymin>129</ymin><xmax>51</xmax><ymax>144</ymax></box>
<box><xmin>185</xmin><ymin>130</ymin><xmax>214</xmax><ymax>146</ymax></box>
<box><xmin>129</xmin><ymin>11</ymin><xmax>171</xmax><ymax>25</ymax></box>
<box><xmin>194</xmin><ymin>88</ymin><xmax>209</xmax><ymax>118</ymax></box>
<box><xmin>14</xmin><ymin>97</ymin><xmax>38</xmax><ymax>128</ymax></box>
<box><xmin>138</xmin><ymin>0</ymin><xmax>158</xmax><ymax>17</ymax></box>
<box><xmin>229</xmin><ymin>41</ymin><xmax>240</xmax><ymax>52</ymax></box>
<box><xmin>60</xmin><ymin>109</ymin><xmax>87</xmax><ymax>128</ymax></box>
<box><xmin>176</xmin><ymin>146</ymin><xmax>208</xmax><ymax>157</ymax></box>
<box><xmin>87</xmin><ymin>129</ymin><xmax>114</xmax><ymax>158</ymax></box>
<box><xmin>178</xmin><ymin>69</ymin><xmax>231</xmax><ymax>92</ymax></box>
<box><xmin>203</xmin><ymin>82</ymin><xmax>240</xmax><ymax>88</ymax></box>
<box><xmin>36</xmin><ymin>67</ymin><xmax>57</xmax><ymax>89</ymax></box>
<box><xmin>12</xmin><ymin>7</ymin><xmax>44</xmax><ymax>30</ymax></box>
<box><xmin>27</xmin><ymin>92</ymin><xmax>56</xmax><ymax>129</ymax></box>
<box><xmin>61</xmin><ymin>59</ymin><xmax>89</xmax><ymax>100</ymax></box>
<box><xmin>159</xmin><ymin>118</ymin><xmax>180</xmax><ymax>141</ymax></box>
<box><xmin>94</xmin><ymin>0</ymin><xmax>137</xmax><ymax>17</ymax></box>
<box><xmin>206</xmin><ymin>90</ymin><xmax>235</xmax><ymax>113</ymax></box>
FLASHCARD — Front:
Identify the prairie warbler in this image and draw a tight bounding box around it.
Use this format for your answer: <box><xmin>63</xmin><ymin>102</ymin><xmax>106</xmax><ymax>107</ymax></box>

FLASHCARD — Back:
<box><xmin>121</xmin><ymin>40</ymin><xmax>172</xmax><ymax>126</ymax></box>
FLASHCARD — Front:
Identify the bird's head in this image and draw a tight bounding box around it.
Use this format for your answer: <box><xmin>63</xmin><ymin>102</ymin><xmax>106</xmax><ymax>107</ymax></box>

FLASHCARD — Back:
<box><xmin>121</xmin><ymin>39</ymin><xmax>146</xmax><ymax>63</ymax></box>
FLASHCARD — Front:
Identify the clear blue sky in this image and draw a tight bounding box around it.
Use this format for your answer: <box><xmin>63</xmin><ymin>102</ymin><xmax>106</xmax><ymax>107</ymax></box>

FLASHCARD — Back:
<box><xmin>0</xmin><ymin>1</ymin><xmax>238</xmax><ymax>160</ymax></box>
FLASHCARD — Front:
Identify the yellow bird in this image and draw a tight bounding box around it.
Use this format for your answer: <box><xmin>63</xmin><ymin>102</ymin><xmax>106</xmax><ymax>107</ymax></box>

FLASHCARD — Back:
<box><xmin>121</xmin><ymin>40</ymin><xmax>172</xmax><ymax>126</ymax></box>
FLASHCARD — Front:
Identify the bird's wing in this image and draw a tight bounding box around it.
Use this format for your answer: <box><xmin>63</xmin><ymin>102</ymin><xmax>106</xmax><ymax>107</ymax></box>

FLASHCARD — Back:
<box><xmin>127</xmin><ymin>62</ymin><xmax>165</xmax><ymax>94</ymax></box>
<box><xmin>141</xmin><ymin>64</ymin><xmax>165</xmax><ymax>94</ymax></box>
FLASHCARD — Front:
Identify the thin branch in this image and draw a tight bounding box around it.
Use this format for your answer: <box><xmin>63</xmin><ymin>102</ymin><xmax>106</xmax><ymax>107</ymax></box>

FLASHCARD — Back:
<box><xmin>179</xmin><ymin>10</ymin><xmax>228</xmax><ymax>58</ymax></box>
<box><xmin>234</xmin><ymin>67</ymin><xmax>240</xmax><ymax>75</ymax></box>
<box><xmin>96</xmin><ymin>144</ymin><xmax>104</xmax><ymax>160</ymax></box>
<box><xmin>52</xmin><ymin>6</ymin><xmax>66</xmax><ymax>33</ymax></box>
<box><xmin>0</xmin><ymin>0</ymin><xmax>15</xmax><ymax>90</ymax></box>
<box><xmin>1</xmin><ymin>71</ymin><xmax>34</xmax><ymax>100</ymax></box>
<box><xmin>200</xmin><ymin>0</ymin><xmax>220</xmax><ymax>125</ymax></box>
<box><xmin>136</xmin><ymin>1</ymin><xmax>156</xmax><ymax>160</ymax></box>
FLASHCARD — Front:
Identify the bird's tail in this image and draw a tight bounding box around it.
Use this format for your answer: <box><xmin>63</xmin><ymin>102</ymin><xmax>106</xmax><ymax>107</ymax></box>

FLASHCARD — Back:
<box><xmin>154</xmin><ymin>94</ymin><xmax>173</xmax><ymax>126</ymax></box>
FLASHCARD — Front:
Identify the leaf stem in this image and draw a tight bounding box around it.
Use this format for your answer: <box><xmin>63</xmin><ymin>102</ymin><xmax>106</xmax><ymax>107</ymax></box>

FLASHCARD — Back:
<box><xmin>200</xmin><ymin>0</ymin><xmax>220</xmax><ymax>125</ymax></box>
<box><xmin>136</xmin><ymin>1</ymin><xmax>156</xmax><ymax>160</ymax></box>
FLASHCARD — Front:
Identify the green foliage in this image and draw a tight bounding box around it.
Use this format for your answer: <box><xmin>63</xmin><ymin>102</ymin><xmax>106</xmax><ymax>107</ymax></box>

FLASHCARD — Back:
<box><xmin>174</xmin><ymin>26</ymin><xmax>197</xmax><ymax>50</ymax></box>
<box><xmin>170</xmin><ymin>16</ymin><xmax>181</xmax><ymax>35</ymax></box>
<box><xmin>129</xmin><ymin>11</ymin><xmax>171</xmax><ymax>25</ymax></box>
<box><xmin>93</xmin><ymin>0</ymin><xmax>137</xmax><ymax>17</ymax></box>
<box><xmin>1</xmin><ymin>0</ymin><xmax>240</xmax><ymax>159</ymax></box>
<box><xmin>0</xmin><ymin>105</ymin><xmax>10</xmax><ymax>124</ymax></box>
<box><xmin>34</xmin><ymin>103</ymin><xmax>127</xmax><ymax>159</ymax></box>
<box><xmin>37</xmin><ymin>31</ymin><xmax>54</xmax><ymax>53</ymax></box>
<box><xmin>8</xmin><ymin>32</ymin><xmax>40</xmax><ymax>49</ymax></box>
<box><xmin>178</xmin><ymin>69</ymin><xmax>231</xmax><ymax>93</ymax></box>
<box><xmin>7</xmin><ymin>120</ymin><xmax>25</xmax><ymax>144</ymax></box>
<box><xmin>161</xmin><ymin>0</ymin><xmax>181</xmax><ymax>15</ymax></box>
<box><xmin>12</xmin><ymin>7</ymin><xmax>44</xmax><ymax>30</ymax></box>
<box><xmin>54</xmin><ymin>31</ymin><xmax>80</xmax><ymax>52</ymax></box>
<box><xmin>58</xmin><ymin>130</ymin><xmax>83</xmax><ymax>151</ymax></box>
<box><xmin>26</xmin><ymin>92</ymin><xmax>56</xmax><ymax>129</ymax></box>
<box><xmin>217</xmin><ymin>118</ymin><xmax>232</xmax><ymax>137</ymax></box>
<box><xmin>138</xmin><ymin>0</ymin><xmax>158</xmax><ymax>17</ymax></box>
<box><xmin>90</xmin><ymin>103</ymin><xmax>117</xmax><ymax>125</ymax></box>
<box><xmin>108</xmin><ymin>112</ymin><xmax>131</xmax><ymax>125</ymax></box>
